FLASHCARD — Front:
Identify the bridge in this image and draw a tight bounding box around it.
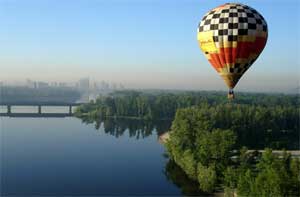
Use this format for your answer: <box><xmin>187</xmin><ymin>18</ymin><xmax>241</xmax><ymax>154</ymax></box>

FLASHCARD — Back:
<box><xmin>0</xmin><ymin>102</ymin><xmax>85</xmax><ymax>117</ymax></box>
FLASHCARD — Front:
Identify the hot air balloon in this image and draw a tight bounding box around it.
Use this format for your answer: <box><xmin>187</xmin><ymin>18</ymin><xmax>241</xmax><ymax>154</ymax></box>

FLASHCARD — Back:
<box><xmin>197</xmin><ymin>3</ymin><xmax>268</xmax><ymax>99</ymax></box>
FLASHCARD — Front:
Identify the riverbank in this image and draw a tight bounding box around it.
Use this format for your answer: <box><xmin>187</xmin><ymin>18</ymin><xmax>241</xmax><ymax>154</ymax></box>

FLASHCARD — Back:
<box><xmin>158</xmin><ymin>132</ymin><xmax>170</xmax><ymax>144</ymax></box>
<box><xmin>75</xmin><ymin>112</ymin><xmax>172</xmax><ymax>121</ymax></box>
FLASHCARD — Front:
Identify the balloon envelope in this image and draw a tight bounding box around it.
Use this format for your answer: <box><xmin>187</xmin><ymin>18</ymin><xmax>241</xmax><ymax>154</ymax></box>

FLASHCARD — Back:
<box><xmin>197</xmin><ymin>3</ymin><xmax>268</xmax><ymax>89</ymax></box>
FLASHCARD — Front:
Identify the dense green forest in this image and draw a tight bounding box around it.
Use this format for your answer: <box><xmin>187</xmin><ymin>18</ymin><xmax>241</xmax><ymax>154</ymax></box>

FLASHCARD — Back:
<box><xmin>0</xmin><ymin>86</ymin><xmax>81</xmax><ymax>103</ymax></box>
<box><xmin>75</xmin><ymin>90</ymin><xmax>298</xmax><ymax>120</ymax></box>
<box><xmin>76</xmin><ymin>90</ymin><xmax>299</xmax><ymax>195</ymax></box>
<box><xmin>75</xmin><ymin>90</ymin><xmax>299</xmax><ymax>149</ymax></box>
<box><xmin>166</xmin><ymin>105</ymin><xmax>300</xmax><ymax>196</ymax></box>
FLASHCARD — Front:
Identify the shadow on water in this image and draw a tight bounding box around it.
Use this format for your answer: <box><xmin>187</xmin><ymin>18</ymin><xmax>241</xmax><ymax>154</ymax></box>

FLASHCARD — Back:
<box><xmin>164</xmin><ymin>159</ymin><xmax>211</xmax><ymax>196</ymax></box>
<box><xmin>79</xmin><ymin>116</ymin><xmax>172</xmax><ymax>139</ymax></box>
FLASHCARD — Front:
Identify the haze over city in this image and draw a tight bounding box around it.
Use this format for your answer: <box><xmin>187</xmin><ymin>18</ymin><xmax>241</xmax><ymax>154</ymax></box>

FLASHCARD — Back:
<box><xmin>1</xmin><ymin>0</ymin><xmax>299</xmax><ymax>92</ymax></box>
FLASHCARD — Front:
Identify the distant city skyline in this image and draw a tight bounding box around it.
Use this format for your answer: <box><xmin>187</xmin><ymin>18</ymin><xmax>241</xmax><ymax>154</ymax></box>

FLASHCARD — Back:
<box><xmin>1</xmin><ymin>78</ymin><xmax>125</xmax><ymax>91</ymax></box>
<box><xmin>0</xmin><ymin>0</ymin><xmax>299</xmax><ymax>93</ymax></box>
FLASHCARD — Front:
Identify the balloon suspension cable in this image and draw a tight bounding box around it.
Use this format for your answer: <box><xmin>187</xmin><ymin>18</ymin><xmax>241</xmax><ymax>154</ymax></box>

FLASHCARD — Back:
<box><xmin>227</xmin><ymin>89</ymin><xmax>235</xmax><ymax>100</ymax></box>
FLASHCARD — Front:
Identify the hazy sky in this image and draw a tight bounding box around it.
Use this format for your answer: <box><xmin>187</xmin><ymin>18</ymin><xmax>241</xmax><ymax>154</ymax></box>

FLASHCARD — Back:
<box><xmin>0</xmin><ymin>0</ymin><xmax>299</xmax><ymax>92</ymax></box>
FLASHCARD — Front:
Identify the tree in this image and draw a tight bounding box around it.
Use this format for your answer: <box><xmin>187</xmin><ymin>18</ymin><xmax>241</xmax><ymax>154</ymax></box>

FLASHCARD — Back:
<box><xmin>290</xmin><ymin>158</ymin><xmax>300</xmax><ymax>195</ymax></box>
<box><xmin>223</xmin><ymin>166</ymin><xmax>238</xmax><ymax>197</ymax></box>
<box><xmin>252</xmin><ymin>168</ymin><xmax>283</xmax><ymax>197</ymax></box>
<box><xmin>195</xmin><ymin>129</ymin><xmax>236</xmax><ymax>171</ymax></box>
<box><xmin>237</xmin><ymin>169</ymin><xmax>255</xmax><ymax>197</ymax></box>
<box><xmin>197</xmin><ymin>163</ymin><xmax>217</xmax><ymax>193</ymax></box>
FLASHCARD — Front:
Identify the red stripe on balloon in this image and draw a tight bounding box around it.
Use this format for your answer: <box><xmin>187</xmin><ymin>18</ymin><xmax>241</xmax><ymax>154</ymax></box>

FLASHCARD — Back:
<box><xmin>209</xmin><ymin>54</ymin><xmax>223</xmax><ymax>71</ymax></box>
<box><xmin>208</xmin><ymin>37</ymin><xmax>267</xmax><ymax>68</ymax></box>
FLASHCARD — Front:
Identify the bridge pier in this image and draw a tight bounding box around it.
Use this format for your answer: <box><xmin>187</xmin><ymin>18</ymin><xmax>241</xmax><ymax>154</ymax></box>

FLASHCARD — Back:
<box><xmin>38</xmin><ymin>105</ymin><xmax>42</xmax><ymax>114</ymax></box>
<box><xmin>7</xmin><ymin>105</ymin><xmax>11</xmax><ymax>114</ymax></box>
<box><xmin>69</xmin><ymin>105</ymin><xmax>72</xmax><ymax>115</ymax></box>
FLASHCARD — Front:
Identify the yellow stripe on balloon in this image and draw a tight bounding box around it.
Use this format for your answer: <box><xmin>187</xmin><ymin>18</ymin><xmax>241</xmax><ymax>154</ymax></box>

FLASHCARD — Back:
<box><xmin>218</xmin><ymin>41</ymin><xmax>238</xmax><ymax>48</ymax></box>
<box><xmin>197</xmin><ymin>31</ymin><xmax>218</xmax><ymax>53</ymax></box>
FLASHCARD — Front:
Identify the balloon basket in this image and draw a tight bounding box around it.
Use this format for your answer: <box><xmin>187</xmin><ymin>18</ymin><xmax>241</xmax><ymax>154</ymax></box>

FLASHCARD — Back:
<box><xmin>228</xmin><ymin>90</ymin><xmax>235</xmax><ymax>100</ymax></box>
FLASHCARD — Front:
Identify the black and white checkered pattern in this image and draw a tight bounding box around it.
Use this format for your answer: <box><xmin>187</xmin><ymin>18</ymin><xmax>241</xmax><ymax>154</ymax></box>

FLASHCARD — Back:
<box><xmin>235</xmin><ymin>56</ymin><xmax>259</xmax><ymax>74</ymax></box>
<box><xmin>198</xmin><ymin>3</ymin><xmax>267</xmax><ymax>42</ymax></box>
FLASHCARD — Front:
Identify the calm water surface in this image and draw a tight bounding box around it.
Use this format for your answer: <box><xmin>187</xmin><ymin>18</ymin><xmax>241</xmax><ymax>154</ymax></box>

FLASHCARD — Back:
<box><xmin>1</xmin><ymin>112</ymin><xmax>202</xmax><ymax>196</ymax></box>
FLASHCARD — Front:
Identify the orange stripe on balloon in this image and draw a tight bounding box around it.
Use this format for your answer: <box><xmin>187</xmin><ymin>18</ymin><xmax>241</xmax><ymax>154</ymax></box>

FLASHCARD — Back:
<box><xmin>209</xmin><ymin>54</ymin><xmax>224</xmax><ymax>70</ymax></box>
<box><xmin>209</xmin><ymin>37</ymin><xmax>267</xmax><ymax>67</ymax></box>
<box><xmin>207</xmin><ymin>36</ymin><xmax>267</xmax><ymax>72</ymax></box>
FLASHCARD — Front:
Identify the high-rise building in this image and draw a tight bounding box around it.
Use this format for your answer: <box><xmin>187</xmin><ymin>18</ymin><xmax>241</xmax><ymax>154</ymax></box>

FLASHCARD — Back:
<box><xmin>112</xmin><ymin>83</ymin><xmax>117</xmax><ymax>90</ymax></box>
<box><xmin>100</xmin><ymin>81</ymin><xmax>109</xmax><ymax>90</ymax></box>
<box><xmin>119</xmin><ymin>83</ymin><xmax>125</xmax><ymax>89</ymax></box>
<box><xmin>26</xmin><ymin>79</ymin><xmax>35</xmax><ymax>88</ymax></box>
<box><xmin>58</xmin><ymin>82</ymin><xmax>67</xmax><ymax>87</ymax></box>
<box><xmin>37</xmin><ymin>81</ymin><xmax>49</xmax><ymax>88</ymax></box>
<box><xmin>50</xmin><ymin>82</ymin><xmax>58</xmax><ymax>87</ymax></box>
<box><xmin>78</xmin><ymin>78</ymin><xmax>90</xmax><ymax>92</ymax></box>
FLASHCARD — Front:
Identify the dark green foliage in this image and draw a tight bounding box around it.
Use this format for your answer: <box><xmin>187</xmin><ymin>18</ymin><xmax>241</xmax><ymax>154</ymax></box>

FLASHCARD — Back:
<box><xmin>236</xmin><ymin>149</ymin><xmax>300</xmax><ymax>197</ymax></box>
<box><xmin>166</xmin><ymin>105</ymin><xmax>300</xmax><ymax>195</ymax></box>
<box><xmin>165</xmin><ymin>103</ymin><xmax>299</xmax><ymax>150</ymax></box>
<box><xmin>166</xmin><ymin>106</ymin><xmax>237</xmax><ymax>192</ymax></box>
<box><xmin>290</xmin><ymin>158</ymin><xmax>300</xmax><ymax>195</ymax></box>
<box><xmin>196</xmin><ymin>129</ymin><xmax>236</xmax><ymax>169</ymax></box>
<box><xmin>75</xmin><ymin>90</ymin><xmax>299</xmax><ymax>119</ymax></box>
<box><xmin>236</xmin><ymin>169</ymin><xmax>254</xmax><ymax>196</ymax></box>
<box><xmin>76</xmin><ymin>91</ymin><xmax>299</xmax><ymax>149</ymax></box>
<box><xmin>197</xmin><ymin>163</ymin><xmax>217</xmax><ymax>192</ymax></box>
<box><xmin>223</xmin><ymin>166</ymin><xmax>238</xmax><ymax>197</ymax></box>
<box><xmin>223</xmin><ymin>166</ymin><xmax>238</xmax><ymax>190</ymax></box>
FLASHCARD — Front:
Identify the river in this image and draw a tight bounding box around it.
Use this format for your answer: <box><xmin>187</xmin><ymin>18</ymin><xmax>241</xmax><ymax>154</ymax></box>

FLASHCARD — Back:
<box><xmin>1</xmin><ymin>107</ymin><xmax>204</xmax><ymax>196</ymax></box>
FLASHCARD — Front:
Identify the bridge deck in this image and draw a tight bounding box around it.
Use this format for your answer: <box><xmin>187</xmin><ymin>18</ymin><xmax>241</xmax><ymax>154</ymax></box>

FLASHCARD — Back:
<box><xmin>0</xmin><ymin>103</ymin><xmax>83</xmax><ymax>116</ymax></box>
<box><xmin>0</xmin><ymin>103</ymin><xmax>84</xmax><ymax>106</ymax></box>
<box><xmin>0</xmin><ymin>113</ymin><xmax>73</xmax><ymax>117</ymax></box>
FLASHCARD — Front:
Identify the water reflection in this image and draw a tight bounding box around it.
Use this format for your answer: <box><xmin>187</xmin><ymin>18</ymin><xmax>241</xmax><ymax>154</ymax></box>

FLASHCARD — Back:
<box><xmin>164</xmin><ymin>159</ymin><xmax>210</xmax><ymax>196</ymax></box>
<box><xmin>79</xmin><ymin>116</ymin><xmax>211</xmax><ymax>196</ymax></box>
<box><xmin>2</xmin><ymin>115</ymin><xmax>210</xmax><ymax>195</ymax></box>
<box><xmin>79</xmin><ymin>117</ymin><xmax>172</xmax><ymax>139</ymax></box>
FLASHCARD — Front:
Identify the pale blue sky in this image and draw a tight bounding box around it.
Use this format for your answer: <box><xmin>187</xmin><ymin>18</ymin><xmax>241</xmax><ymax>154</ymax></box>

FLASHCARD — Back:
<box><xmin>0</xmin><ymin>0</ymin><xmax>299</xmax><ymax>92</ymax></box>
